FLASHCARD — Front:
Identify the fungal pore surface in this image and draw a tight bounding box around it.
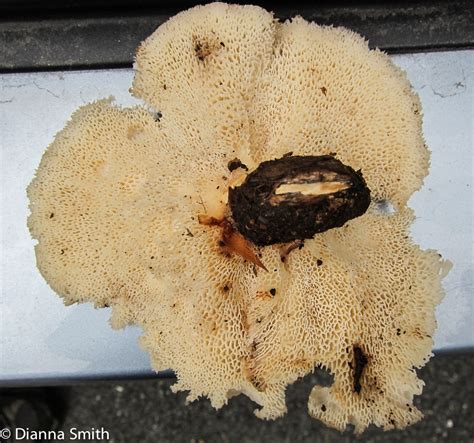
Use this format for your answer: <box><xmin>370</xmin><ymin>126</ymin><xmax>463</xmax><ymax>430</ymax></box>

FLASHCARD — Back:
<box><xmin>27</xmin><ymin>2</ymin><xmax>452</xmax><ymax>433</ymax></box>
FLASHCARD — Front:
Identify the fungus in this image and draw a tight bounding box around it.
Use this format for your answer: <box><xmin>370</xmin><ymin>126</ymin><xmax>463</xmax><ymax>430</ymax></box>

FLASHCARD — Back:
<box><xmin>27</xmin><ymin>2</ymin><xmax>451</xmax><ymax>434</ymax></box>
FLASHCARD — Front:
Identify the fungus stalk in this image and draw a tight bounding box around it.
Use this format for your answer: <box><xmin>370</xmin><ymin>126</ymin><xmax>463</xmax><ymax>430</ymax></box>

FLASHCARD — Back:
<box><xmin>201</xmin><ymin>155</ymin><xmax>371</xmax><ymax>267</ymax></box>
<box><xmin>229</xmin><ymin>154</ymin><xmax>371</xmax><ymax>246</ymax></box>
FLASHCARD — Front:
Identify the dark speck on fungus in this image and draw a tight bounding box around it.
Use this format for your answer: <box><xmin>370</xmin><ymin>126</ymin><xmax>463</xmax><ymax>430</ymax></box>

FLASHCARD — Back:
<box><xmin>228</xmin><ymin>158</ymin><xmax>248</xmax><ymax>172</ymax></box>
<box><xmin>279</xmin><ymin>240</ymin><xmax>304</xmax><ymax>263</ymax></box>
<box><xmin>194</xmin><ymin>39</ymin><xmax>213</xmax><ymax>61</ymax></box>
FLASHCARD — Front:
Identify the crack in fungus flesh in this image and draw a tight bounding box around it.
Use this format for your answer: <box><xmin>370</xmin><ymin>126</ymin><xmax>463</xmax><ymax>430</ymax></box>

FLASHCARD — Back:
<box><xmin>26</xmin><ymin>2</ymin><xmax>452</xmax><ymax>435</ymax></box>
<box><xmin>352</xmin><ymin>346</ymin><xmax>369</xmax><ymax>394</ymax></box>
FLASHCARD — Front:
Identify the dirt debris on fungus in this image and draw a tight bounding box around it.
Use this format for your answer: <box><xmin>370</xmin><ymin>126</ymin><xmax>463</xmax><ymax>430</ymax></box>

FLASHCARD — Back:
<box><xmin>227</xmin><ymin>158</ymin><xmax>248</xmax><ymax>172</ymax></box>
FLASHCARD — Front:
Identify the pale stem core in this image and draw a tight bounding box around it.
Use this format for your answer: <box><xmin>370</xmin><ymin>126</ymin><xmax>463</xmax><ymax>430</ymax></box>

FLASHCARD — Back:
<box><xmin>275</xmin><ymin>181</ymin><xmax>351</xmax><ymax>196</ymax></box>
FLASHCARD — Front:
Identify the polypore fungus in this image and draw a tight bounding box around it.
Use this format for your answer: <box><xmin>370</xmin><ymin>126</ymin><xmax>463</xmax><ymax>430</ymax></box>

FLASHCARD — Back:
<box><xmin>27</xmin><ymin>2</ymin><xmax>451</xmax><ymax>434</ymax></box>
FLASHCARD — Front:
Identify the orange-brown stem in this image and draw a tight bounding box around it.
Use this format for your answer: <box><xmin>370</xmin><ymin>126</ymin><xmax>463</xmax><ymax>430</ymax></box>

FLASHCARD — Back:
<box><xmin>198</xmin><ymin>215</ymin><xmax>267</xmax><ymax>271</ymax></box>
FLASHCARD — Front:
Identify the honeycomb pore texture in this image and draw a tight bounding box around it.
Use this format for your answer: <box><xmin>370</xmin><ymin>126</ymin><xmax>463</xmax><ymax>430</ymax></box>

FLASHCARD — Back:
<box><xmin>27</xmin><ymin>2</ymin><xmax>451</xmax><ymax>434</ymax></box>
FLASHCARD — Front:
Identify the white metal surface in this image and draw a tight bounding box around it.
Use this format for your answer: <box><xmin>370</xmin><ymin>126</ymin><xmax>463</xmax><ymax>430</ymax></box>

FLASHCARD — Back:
<box><xmin>0</xmin><ymin>50</ymin><xmax>473</xmax><ymax>385</ymax></box>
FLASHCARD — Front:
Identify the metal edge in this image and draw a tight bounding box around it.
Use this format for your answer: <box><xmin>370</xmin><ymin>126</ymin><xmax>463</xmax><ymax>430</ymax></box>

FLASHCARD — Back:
<box><xmin>1</xmin><ymin>1</ymin><xmax>473</xmax><ymax>72</ymax></box>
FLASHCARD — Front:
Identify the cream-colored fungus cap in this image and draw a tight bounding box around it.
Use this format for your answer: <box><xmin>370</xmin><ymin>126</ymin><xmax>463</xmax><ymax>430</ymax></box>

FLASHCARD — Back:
<box><xmin>27</xmin><ymin>2</ymin><xmax>451</xmax><ymax>433</ymax></box>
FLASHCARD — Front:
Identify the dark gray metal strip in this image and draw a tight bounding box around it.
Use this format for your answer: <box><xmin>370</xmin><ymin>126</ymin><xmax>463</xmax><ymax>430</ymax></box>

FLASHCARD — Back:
<box><xmin>0</xmin><ymin>1</ymin><xmax>473</xmax><ymax>72</ymax></box>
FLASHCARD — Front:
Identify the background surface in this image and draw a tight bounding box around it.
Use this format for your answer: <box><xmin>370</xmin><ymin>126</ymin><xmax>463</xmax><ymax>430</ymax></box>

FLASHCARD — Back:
<box><xmin>2</xmin><ymin>353</ymin><xmax>472</xmax><ymax>442</ymax></box>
